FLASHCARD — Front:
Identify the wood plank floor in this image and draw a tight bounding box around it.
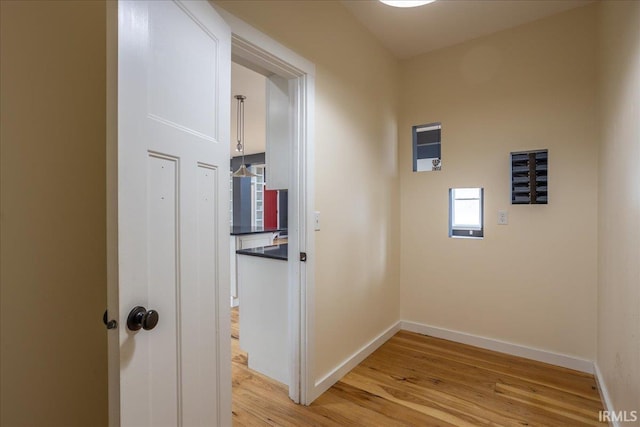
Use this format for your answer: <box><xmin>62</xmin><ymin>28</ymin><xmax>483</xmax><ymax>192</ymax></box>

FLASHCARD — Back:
<box><xmin>231</xmin><ymin>307</ymin><xmax>605</xmax><ymax>426</ymax></box>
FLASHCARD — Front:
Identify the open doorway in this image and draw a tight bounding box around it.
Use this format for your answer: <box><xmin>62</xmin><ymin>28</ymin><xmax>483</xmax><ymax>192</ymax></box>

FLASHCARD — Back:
<box><xmin>215</xmin><ymin>4</ymin><xmax>317</xmax><ymax>406</ymax></box>
<box><xmin>229</xmin><ymin>61</ymin><xmax>291</xmax><ymax>388</ymax></box>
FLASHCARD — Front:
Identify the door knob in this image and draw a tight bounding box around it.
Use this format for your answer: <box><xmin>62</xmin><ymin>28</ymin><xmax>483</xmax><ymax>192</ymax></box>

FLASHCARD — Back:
<box><xmin>127</xmin><ymin>306</ymin><xmax>159</xmax><ymax>331</ymax></box>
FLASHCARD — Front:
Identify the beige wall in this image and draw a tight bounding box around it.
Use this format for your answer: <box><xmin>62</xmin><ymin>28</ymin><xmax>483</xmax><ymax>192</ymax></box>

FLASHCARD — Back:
<box><xmin>597</xmin><ymin>0</ymin><xmax>640</xmax><ymax>416</ymax></box>
<box><xmin>215</xmin><ymin>0</ymin><xmax>401</xmax><ymax>381</ymax></box>
<box><xmin>398</xmin><ymin>5</ymin><xmax>599</xmax><ymax>359</ymax></box>
<box><xmin>0</xmin><ymin>1</ymin><xmax>108</xmax><ymax>426</ymax></box>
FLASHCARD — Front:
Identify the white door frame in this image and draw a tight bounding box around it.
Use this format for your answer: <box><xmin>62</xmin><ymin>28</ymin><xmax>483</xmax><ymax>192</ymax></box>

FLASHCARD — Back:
<box><xmin>213</xmin><ymin>6</ymin><xmax>316</xmax><ymax>405</ymax></box>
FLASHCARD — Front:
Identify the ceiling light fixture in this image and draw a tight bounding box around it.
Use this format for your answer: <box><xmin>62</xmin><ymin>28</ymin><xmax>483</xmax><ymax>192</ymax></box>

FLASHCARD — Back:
<box><xmin>232</xmin><ymin>94</ymin><xmax>257</xmax><ymax>178</ymax></box>
<box><xmin>379</xmin><ymin>0</ymin><xmax>435</xmax><ymax>7</ymax></box>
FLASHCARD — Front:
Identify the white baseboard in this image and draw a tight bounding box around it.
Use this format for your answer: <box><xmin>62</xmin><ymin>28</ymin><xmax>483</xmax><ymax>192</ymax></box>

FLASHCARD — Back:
<box><xmin>400</xmin><ymin>320</ymin><xmax>594</xmax><ymax>374</ymax></box>
<box><xmin>309</xmin><ymin>319</ymin><xmax>597</xmax><ymax>405</ymax></box>
<box><xmin>594</xmin><ymin>362</ymin><xmax>619</xmax><ymax>427</ymax></box>
<box><xmin>310</xmin><ymin>321</ymin><xmax>401</xmax><ymax>402</ymax></box>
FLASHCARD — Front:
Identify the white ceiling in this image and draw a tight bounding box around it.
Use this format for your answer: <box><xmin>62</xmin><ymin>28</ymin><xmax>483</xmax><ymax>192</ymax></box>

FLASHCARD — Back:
<box><xmin>341</xmin><ymin>0</ymin><xmax>593</xmax><ymax>59</ymax></box>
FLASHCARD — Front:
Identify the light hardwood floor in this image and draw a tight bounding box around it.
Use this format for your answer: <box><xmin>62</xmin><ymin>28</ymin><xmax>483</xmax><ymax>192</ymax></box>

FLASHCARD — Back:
<box><xmin>231</xmin><ymin>307</ymin><xmax>605</xmax><ymax>426</ymax></box>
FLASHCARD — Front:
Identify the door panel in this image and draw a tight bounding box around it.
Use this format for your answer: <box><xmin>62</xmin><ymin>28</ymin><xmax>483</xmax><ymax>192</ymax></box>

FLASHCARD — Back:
<box><xmin>147</xmin><ymin>1</ymin><xmax>219</xmax><ymax>141</ymax></box>
<box><xmin>184</xmin><ymin>163</ymin><xmax>220</xmax><ymax>424</ymax></box>
<box><xmin>147</xmin><ymin>153</ymin><xmax>180</xmax><ymax>427</ymax></box>
<box><xmin>110</xmin><ymin>1</ymin><xmax>231</xmax><ymax>425</ymax></box>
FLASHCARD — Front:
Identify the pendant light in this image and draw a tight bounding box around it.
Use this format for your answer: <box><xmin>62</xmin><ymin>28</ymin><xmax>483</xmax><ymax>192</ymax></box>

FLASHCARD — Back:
<box><xmin>232</xmin><ymin>94</ymin><xmax>256</xmax><ymax>178</ymax></box>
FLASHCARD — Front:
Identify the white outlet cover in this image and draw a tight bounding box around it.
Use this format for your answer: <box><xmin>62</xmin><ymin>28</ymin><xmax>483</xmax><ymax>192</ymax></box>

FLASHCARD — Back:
<box><xmin>498</xmin><ymin>210</ymin><xmax>508</xmax><ymax>225</ymax></box>
<box><xmin>314</xmin><ymin>211</ymin><xmax>320</xmax><ymax>231</ymax></box>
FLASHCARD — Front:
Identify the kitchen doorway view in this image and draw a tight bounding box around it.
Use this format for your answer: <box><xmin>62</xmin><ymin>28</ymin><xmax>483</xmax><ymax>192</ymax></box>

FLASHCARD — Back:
<box><xmin>229</xmin><ymin>61</ymin><xmax>293</xmax><ymax>397</ymax></box>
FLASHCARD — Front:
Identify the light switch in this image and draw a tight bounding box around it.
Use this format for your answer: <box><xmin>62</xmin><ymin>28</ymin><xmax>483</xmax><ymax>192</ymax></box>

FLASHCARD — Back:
<box><xmin>498</xmin><ymin>210</ymin><xmax>508</xmax><ymax>225</ymax></box>
<box><xmin>314</xmin><ymin>211</ymin><xmax>321</xmax><ymax>231</ymax></box>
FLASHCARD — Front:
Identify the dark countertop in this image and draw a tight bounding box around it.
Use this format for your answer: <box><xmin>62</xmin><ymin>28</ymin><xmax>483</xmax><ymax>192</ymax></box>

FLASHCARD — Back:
<box><xmin>230</xmin><ymin>225</ymin><xmax>287</xmax><ymax>236</ymax></box>
<box><xmin>236</xmin><ymin>244</ymin><xmax>288</xmax><ymax>261</ymax></box>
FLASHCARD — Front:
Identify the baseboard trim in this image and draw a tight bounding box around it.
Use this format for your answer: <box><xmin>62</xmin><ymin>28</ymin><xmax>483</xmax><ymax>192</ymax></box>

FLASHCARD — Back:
<box><xmin>594</xmin><ymin>362</ymin><xmax>618</xmax><ymax>427</ymax></box>
<box><xmin>400</xmin><ymin>320</ymin><xmax>594</xmax><ymax>374</ymax></box>
<box><xmin>310</xmin><ymin>321</ymin><xmax>401</xmax><ymax>402</ymax></box>
<box><xmin>309</xmin><ymin>319</ymin><xmax>597</xmax><ymax>404</ymax></box>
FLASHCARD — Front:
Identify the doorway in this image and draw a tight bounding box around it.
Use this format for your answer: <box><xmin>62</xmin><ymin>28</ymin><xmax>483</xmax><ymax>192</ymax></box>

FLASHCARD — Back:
<box><xmin>216</xmin><ymin>5</ymin><xmax>317</xmax><ymax>405</ymax></box>
<box><xmin>229</xmin><ymin>61</ymin><xmax>290</xmax><ymax>388</ymax></box>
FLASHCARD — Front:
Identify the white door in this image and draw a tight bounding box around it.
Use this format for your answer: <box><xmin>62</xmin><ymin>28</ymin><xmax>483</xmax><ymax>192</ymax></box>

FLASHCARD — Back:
<box><xmin>107</xmin><ymin>1</ymin><xmax>231</xmax><ymax>426</ymax></box>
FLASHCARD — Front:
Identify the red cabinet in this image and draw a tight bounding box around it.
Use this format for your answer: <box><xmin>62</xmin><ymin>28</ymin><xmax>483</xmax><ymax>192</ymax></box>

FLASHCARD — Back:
<box><xmin>264</xmin><ymin>187</ymin><xmax>278</xmax><ymax>228</ymax></box>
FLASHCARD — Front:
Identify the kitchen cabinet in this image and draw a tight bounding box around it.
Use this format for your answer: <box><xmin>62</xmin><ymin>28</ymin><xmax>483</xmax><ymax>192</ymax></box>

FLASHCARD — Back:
<box><xmin>229</xmin><ymin>227</ymin><xmax>283</xmax><ymax>307</ymax></box>
<box><xmin>265</xmin><ymin>75</ymin><xmax>290</xmax><ymax>190</ymax></box>
<box><xmin>250</xmin><ymin>165</ymin><xmax>265</xmax><ymax>227</ymax></box>
<box><xmin>236</xmin><ymin>245</ymin><xmax>289</xmax><ymax>386</ymax></box>
<box><xmin>237</xmin><ymin>231</ymin><xmax>274</xmax><ymax>250</ymax></box>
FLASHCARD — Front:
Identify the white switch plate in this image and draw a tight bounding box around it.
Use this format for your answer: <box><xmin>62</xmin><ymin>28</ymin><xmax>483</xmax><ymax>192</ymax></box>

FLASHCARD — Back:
<box><xmin>498</xmin><ymin>210</ymin><xmax>508</xmax><ymax>225</ymax></box>
<box><xmin>314</xmin><ymin>211</ymin><xmax>321</xmax><ymax>231</ymax></box>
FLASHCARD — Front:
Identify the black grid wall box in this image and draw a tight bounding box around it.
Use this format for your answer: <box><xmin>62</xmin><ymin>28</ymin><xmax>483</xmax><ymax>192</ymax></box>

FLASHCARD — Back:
<box><xmin>511</xmin><ymin>149</ymin><xmax>548</xmax><ymax>204</ymax></box>
<box><xmin>412</xmin><ymin>122</ymin><xmax>442</xmax><ymax>172</ymax></box>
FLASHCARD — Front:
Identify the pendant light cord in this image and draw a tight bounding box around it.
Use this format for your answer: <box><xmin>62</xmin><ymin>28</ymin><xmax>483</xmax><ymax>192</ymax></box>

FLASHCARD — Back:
<box><xmin>236</xmin><ymin>96</ymin><xmax>244</xmax><ymax>152</ymax></box>
<box><xmin>232</xmin><ymin>95</ymin><xmax>255</xmax><ymax>178</ymax></box>
<box><xmin>235</xmin><ymin>95</ymin><xmax>246</xmax><ymax>159</ymax></box>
